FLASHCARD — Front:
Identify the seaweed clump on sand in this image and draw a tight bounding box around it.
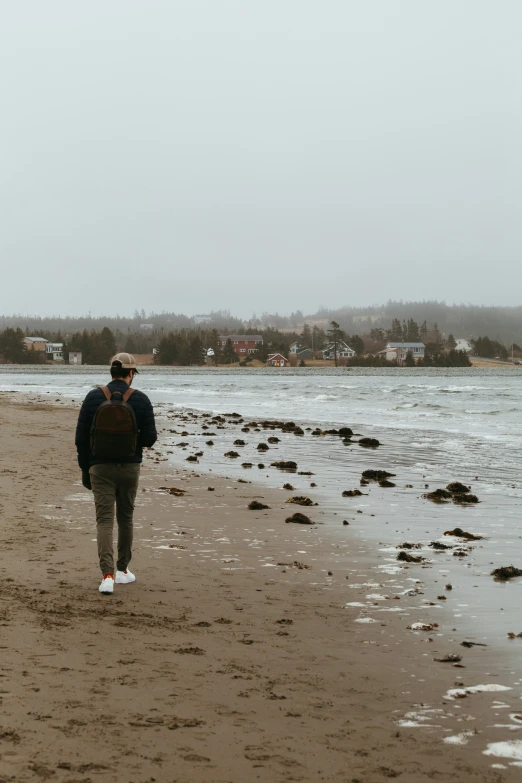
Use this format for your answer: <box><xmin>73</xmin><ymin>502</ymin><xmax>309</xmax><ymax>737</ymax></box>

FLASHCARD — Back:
<box><xmin>285</xmin><ymin>512</ymin><xmax>314</xmax><ymax>525</ymax></box>
<box><xmin>397</xmin><ymin>550</ymin><xmax>425</xmax><ymax>563</ymax></box>
<box><xmin>234</xmin><ymin>439</ymin><xmax>246</xmax><ymax>446</ymax></box>
<box><xmin>283</xmin><ymin>483</ymin><xmax>294</xmax><ymax>490</ymax></box>
<box><xmin>444</xmin><ymin>528</ymin><xmax>484</xmax><ymax>541</ymax></box>
<box><xmin>271</xmin><ymin>461</ymin><xmax>297</xmax><ymax>472</ymax></box>
<box><xmin>491</xmin><ymin>565</ymin><xmax>522</xmax><ymax>581</ymax></box>
<box><xmin>241</xmin><ymin>462</ymin><xmax>253</xmax><ymax>469</ymax></box>
<box><xmin>424</xmin><ymin>488</ymin><xmax>452</xmax><ymax>503</ymax></box>
<box><xmin>362</xmin><ymin>470</ymin><xmax>396</xmax><ymax>481</ymax></box>
<box><xmin>224</xmin><ymin>451</ymin><xmax>240</xmax><ymax>458</ymax></box>
<box><xmin>429</xmin><ymin>541</ymin><xmax>452</xmax><ymax>550</ymax></box>
<box><xmin>257</xmin><ymin>443</ymin><xmax>269</xmax><ymax>451</ymax></box>
<box><xmin>342</xmin><ymin>489</ymin><xmax>363</xmax><ymax>497</ymax></box>
<box><xmin>379</xmin><ymin>479</ymin><xmax>396</xmax><ymax>488</ymax></box>
<box><xmin>359</xmin><ymin>437</ymin><xmax>380</xmax><ymax>448</ymax></box>
<box><xmin>159</xmin><ymin>487</ymin><xmax>186</xmax><ymax>496</ymax></box>
<box><xmin>285</xmin><ymin>496</ymin><xmax>316</xmax><ymax>506</ymax></box>
<box><xmin>248</xmin><ymin>500</ymin><xmax>270</xmax><ymax>511</ymax></box>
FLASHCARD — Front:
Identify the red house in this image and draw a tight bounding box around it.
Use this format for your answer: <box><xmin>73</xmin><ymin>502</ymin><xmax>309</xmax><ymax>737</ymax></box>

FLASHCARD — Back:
<box><xmin>219</xmin><ymin>334</ymin><xmax>263</xmax><ymax>357</ymax></box>
<box><xmin>267</xmin><ymin>353</ymin><xmax>289</xmax><ymax>367</ymax></box>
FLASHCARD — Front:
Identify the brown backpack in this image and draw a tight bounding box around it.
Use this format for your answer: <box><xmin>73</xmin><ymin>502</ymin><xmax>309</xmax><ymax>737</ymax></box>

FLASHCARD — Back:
<box><xmin>90</xmin><ymin>386</ymin><xmax>138</xmax><ymax>460</ymax></box>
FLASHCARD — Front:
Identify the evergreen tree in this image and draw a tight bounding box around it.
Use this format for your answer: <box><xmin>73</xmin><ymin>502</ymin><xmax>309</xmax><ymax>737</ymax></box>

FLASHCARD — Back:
<box><xmin>312</xmin><ymin>325</ymin><xmax>325</xmax><ymax>355</ymax></box>
<box><xmin>0</xmin><ymin>328</ymin><xmax>26</xmax><ymax>363</ymax></box>
<box><xmin>326</xmin><ymin>321</ymin><xmax>344</xmax><ymax>366</ymax></box>
<box><xmin>446</xmin><ymin>333</ymin><xmax>457</xmax><ymax>350</ymax></box>
<box><xmin>188</xmin><ymin>335</ymin><xmax>205</xmax><ymax>365</ymax></box>
<box><xmin>223</xmin><ymin>338</ymin><xmax>237</xmax><ymax>364</ymax></box>
<box><xmin>404</xmin><ymin>350</ymin><xmax>415</xmax><ymax>366</ymax></box>
<box><xmin>300</xmin><ymin>323</ymin><xmax>312</xmax><ymax>348</ymax></box>
<box><xmin>125</xmin><ymin>334</ymin><xmax>138</xmax><ymax>353</ymax></box>
<box><xmin>349</xmin><ymin>334</ymin><xmax>364</xmax><ymax>355</ymax></box>
<box><xmin>407</xmin><ymin>318</ymin><xmax>420</xmax><ymax>341</ymax></box>
<box><xmin>420</xmin><ymin>320</ymin><xmax>428</xmax><ymax>340</ymax></box>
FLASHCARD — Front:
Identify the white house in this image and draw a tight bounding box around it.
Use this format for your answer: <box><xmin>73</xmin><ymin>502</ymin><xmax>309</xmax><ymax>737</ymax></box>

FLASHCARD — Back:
<box><xmin>381</xmin><ymin>342</ymin><xmax>425</xmax><ymax>363</ymax></box>
<box><xmin>46</xmin><ymin>342</ymin><xmax>64</xmax><ymax>361</ymax></box>
<box><xmin>322</xmin><ymin>341</ymin><xmax>356</xmax><ymax>360</ymax></box>
<box><xmin>455</xmin><ymin>338</ymin><xmax>472</xmax><ymax>353</ymax></box>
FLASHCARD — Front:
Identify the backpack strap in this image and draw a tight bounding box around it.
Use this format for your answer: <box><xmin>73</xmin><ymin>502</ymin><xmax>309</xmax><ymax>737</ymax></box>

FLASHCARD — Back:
<box><xmin>99</xmin><ymin>386</ymin><xmax>111</xmax><ymax>401</ymax></box>
<box><xmin>123</xmin><ymin>388</ymin><xmax>136</xmax><ymax>403</ymax></box>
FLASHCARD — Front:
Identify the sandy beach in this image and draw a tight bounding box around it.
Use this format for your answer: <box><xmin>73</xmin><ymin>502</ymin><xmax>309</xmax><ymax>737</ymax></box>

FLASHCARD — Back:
<box><xmin>0</xmin><ymin>395</ymin><xmax>520</xmax><ymax>782</ymax></box>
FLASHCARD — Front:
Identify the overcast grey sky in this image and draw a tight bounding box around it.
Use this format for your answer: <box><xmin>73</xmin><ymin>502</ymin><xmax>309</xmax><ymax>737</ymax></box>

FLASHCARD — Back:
<box><xmin>1</xmin><ymin>1</ymin><xmax>520</xmax><ymax>318</ymax></box>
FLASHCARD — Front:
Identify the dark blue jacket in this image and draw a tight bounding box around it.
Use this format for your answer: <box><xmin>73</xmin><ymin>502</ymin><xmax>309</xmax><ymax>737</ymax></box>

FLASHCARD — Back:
<box><xmin>75</xmin><ymin>380</ymin><xmax>157</xmax><ymax>471</ymax></box>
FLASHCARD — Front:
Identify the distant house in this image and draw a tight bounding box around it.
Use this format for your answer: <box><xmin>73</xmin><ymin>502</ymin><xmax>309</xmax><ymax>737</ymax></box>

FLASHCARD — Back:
<box><xmin>267</xmin><ymin>353</ymin><xmax>289</xmax><ymax>367</ymax></box>
<box><xmin>140</xmin><ymin>323</ymin><xmax>154</xmax><ymax>331</ymax></box>
<box><xmin>455</xmin><ymin>339</ymin><xmax>472</xmax><ymax>353</ymax></box>
<box><xmin>219</xmin><ymin>335</ymin><xmax>263</xmax><ymax>357</ymax></box>
<box><xmin>322</xmin><ymin>341</ymin><xmax>355</xmax><ymax>361</ymax></box>
<box><xmin>24</xmin><ymin>336</ymin><xmax>47</xmax><ymax>352</ymax></box>
<box><xmin>194</xmin><ymin>314</ymin><xmax>212</xmax><ymax>324</ymax></box>
<box><xmin>45</xmin><ymin>342</ymin><xmax>64</xmax><ymax>361</ymax></box>
<box><xmin>380</xmin><ymin>342</ymin><xmax>425</xmax><ymax>364</ymax></box>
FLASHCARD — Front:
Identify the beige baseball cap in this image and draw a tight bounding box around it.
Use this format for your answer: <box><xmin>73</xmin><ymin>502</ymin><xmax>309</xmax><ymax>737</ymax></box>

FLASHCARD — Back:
<box><xmin>111</xmin><ymin>352</ymin><xmax>139</xmax><ymax>373</ymax></box>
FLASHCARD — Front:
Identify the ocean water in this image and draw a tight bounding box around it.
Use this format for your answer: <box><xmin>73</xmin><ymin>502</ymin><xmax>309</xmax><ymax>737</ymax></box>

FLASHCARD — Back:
<box><xmin>2</xmin><ymin>368</ymin><xmax>521</xmax><ymax>486</ymax></box>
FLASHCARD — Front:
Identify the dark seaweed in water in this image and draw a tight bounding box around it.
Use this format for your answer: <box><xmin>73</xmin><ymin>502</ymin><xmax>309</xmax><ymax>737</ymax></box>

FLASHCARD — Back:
<box><xmin>397</xmin><ymin>551</ymin><xmax>425</xmax><ymax>563</ymax></box>
<box><xmin>359</xmin><ymin>437</ymin><xmax>380</xmax><ymax>448</ymax></box>
<box><xmin>453</xmin><ymin>493</ymin><xmax>479</xmax><ymax>504</ymax></box>
<box><xmin>379</xmin><ymin>479</ymin><xmax>396</xmax><ymax>488</ymax></box>
<box><xmin>444</xmin><ymin>528</ymin><xmax>484</xmax><ymax>541</ymax></box>
<box><xmin>338</xmin><ymin>427</ymin><xmax>353</xmax><ymax>438</ymax></box>
<box><xmin>491</xmin><ymin>565</ymin><xmax>522</xmax><ymax>580</ymax></box>
<box><xmin>397</xmin><ymin>542</ymin><xmax>422</xmax><ymax>549</ymax></box>
<box><xmin>362</xmin><ymin>470</ymin><xmax>396</xmax><ymax>481</ymax></box>
<box><xmin>430</xmin><ymin>541</ymin><xmax>452</xmax><ymax>550</ymax></box>
<box><xmin>271</xmin><ymin>461</ymin><xmax>297</xmax><ymax>472</ymax></box>
<box><xmin>342</xmin><ymin>489</ymin><xmax>363</xmax><ymax>497</ymax></box>
<box><xmin>447</xmin><ymin>482</ymin><xmax>471</xmax><ymax>494</ymax></box>
<box><xmin>424</xmin><ymin>488</ymin><xmax>452</xmax><ymax>502</ymax></box>
<box><xmin>224</xmin><ymin>451</ymin><xmax>240</xmax><ymax>458</ymax></box>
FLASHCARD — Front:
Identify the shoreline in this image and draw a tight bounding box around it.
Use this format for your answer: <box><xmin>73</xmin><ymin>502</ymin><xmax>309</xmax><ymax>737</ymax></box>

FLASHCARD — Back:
<box><xmin>0</xmin><ymin>397</ymin><xmax>521</xmax><ymax>780</ymax></box>
<box><xmin>1</xmin><ymin>364</ymin><xmax>522</xmax><ymax>375</ymax></box>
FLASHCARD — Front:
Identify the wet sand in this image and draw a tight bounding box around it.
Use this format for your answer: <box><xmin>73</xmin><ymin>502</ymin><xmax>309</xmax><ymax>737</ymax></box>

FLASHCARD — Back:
<box><xmin>0</xmin><ymin>396</ymin><xmax>520</xmax><ymax>781</ymax></box>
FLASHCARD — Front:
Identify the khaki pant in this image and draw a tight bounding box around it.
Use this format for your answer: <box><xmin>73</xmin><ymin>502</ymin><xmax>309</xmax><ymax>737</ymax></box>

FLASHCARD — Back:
<box><xmin>89</xmin><ymin>463</ymin><xmax>140</xmax><ymax>576</ymax></box>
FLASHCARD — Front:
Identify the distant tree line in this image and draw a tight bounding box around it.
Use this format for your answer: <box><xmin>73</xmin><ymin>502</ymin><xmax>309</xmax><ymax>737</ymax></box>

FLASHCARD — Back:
<box><xmin>3</xmin><ymin>300</ymin><xmax>522</xmax><ymax>345</ymax></box>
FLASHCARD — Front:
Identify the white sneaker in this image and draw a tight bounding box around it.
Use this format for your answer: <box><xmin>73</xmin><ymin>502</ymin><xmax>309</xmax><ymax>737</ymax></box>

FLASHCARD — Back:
<box><xmin>115</xmin><ymin>569</ymin><xmax>136</xmax><ymax>585</ymax></box>
<box><xmin>99</xmin><ymin>575</ymin><xmax>114</xmax><ymax>594</ymax></box>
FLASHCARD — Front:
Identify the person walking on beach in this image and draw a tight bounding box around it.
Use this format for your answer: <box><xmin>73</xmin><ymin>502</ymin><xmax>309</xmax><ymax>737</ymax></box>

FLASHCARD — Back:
<box><xmin>75</xmin><ymin>353</ymin><xmax>157</xmax><ymax>594</ymax></box>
